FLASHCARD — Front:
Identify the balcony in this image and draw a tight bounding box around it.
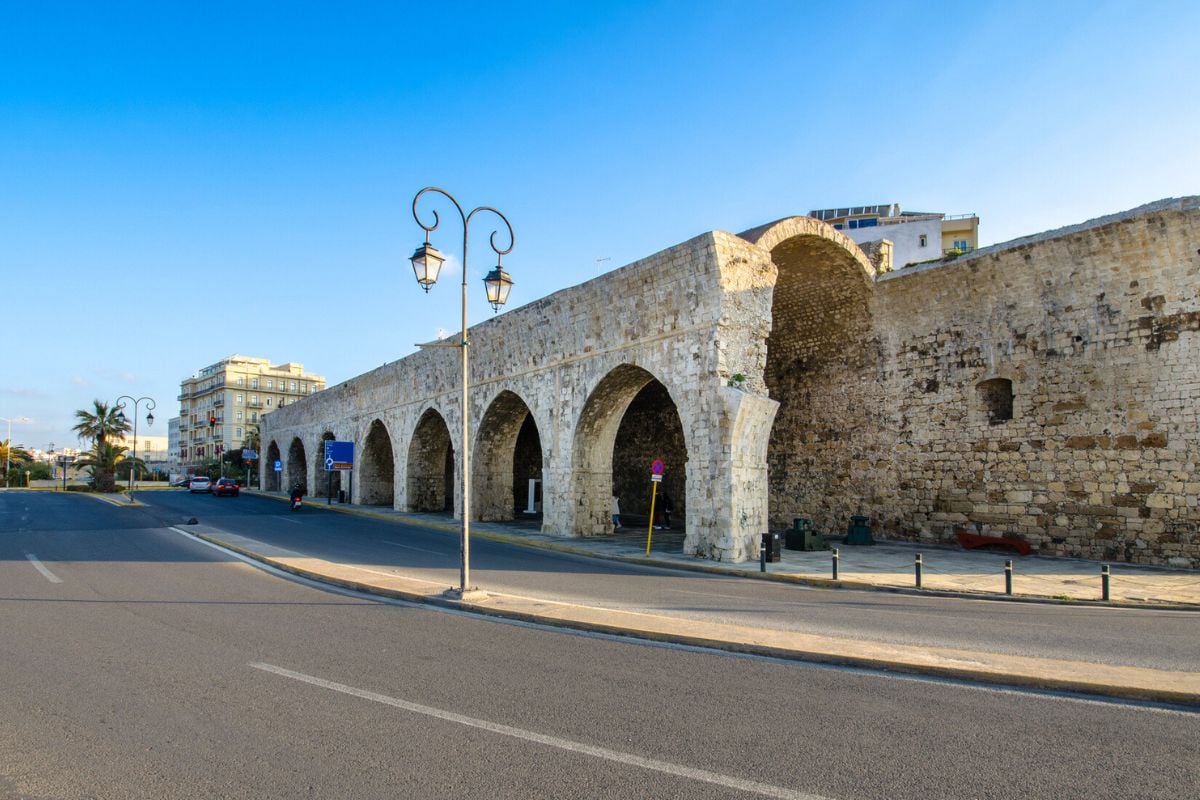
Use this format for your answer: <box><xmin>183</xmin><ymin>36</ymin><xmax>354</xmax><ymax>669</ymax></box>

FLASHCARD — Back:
<box><xmin>943</xmin><ymin>245</ymin><xmax>976</xmax><ymax>257</ymax></box>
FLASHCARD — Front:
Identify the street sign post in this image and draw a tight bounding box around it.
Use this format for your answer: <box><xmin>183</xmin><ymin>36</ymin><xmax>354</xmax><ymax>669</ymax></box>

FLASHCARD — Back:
<box><xmin>646</xmin><ymin>459</ymin><xmax>666</xmax><ymax>556</ymax></box>
<box><xmin>324</xmin><ymin>441</ymin><xmax>354</xmax><ymax>504</ymax></box>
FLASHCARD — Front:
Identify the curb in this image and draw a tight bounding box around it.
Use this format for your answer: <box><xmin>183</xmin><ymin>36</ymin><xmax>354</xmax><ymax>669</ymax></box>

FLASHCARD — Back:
<box><xmin>252</xmin><ymin>491</ymin><xmax>1200</xmax><ymax>612</ymax></box>
<box><xmin>192</xmin><ymin>528</ymin><xmax>1200</xmax><ymax>707</ymax></box>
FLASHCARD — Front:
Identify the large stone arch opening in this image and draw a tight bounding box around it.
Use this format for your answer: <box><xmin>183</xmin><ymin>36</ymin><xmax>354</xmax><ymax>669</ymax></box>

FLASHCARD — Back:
<box><xmin>407</xmin><ymin>409</ymin><xmax>454</xmax><ymax>514</ymax></box>
<box><xmin>360</xmin><ymin>419</ymin><xmax>396</xmax><ymax>507</ymax></box>
<box><xmin>571</xmin><ymin>365</ymin><xmax>688</xmax><ymax>537</ymax></box>
<box><xmin>265</xmin><ymin>440</ymin><xmax>281</xmax><ymax>492</ymax></box>
<box><xmin>312</xmin><ymin>431</ymin><xmax>342</xmax><ymax>499</ymax></box>
<box><xmin>743</xmin><ymin>218</ymin><xmax>884</xmax><ymax>533</ymax></box>
<box><xmin>473</xmin><ymin>391</ymin><xmax>543</xmax><ymax>521</ymax></box>
<box><xmin>287</xmin><ymin>437</ymin><xmax>308</xmax><ymax>494</ymax></box>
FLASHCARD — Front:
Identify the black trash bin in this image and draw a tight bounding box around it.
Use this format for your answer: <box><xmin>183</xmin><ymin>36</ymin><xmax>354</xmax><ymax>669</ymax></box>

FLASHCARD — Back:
<box><xmin>761</xmin><ymin>532</ymin><xmax>782</xmax><ymax>563</ymax></box>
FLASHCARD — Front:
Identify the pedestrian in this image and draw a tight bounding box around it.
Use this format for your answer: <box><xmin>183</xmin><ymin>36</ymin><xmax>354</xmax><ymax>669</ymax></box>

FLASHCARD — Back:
<box><xmin>611</xmin><ymin>493</ymin><xmax>622</xmax><ymax>529</ymax></box>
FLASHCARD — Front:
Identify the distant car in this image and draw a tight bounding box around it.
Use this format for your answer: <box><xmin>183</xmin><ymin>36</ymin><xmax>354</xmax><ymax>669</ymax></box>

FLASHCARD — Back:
<box><xmin>212</xmin><ymin>477</ymin><xmax>240</xmax><ymax>497</ymax></box>
<box><xmin>172</xmin><ymin>477</ymin><xmax>191</xmax><ymax>488</ymax></box>
<box><xmin>188</xmin><ymin>477</ymin><xmax>212</xmax><ymax>493</ymax></box>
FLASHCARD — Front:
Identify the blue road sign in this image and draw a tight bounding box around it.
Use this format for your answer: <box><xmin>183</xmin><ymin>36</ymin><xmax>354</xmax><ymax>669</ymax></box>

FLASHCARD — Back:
<box><xmin>273</xmin><ymin>460</ymin><xmax>283</xmax><ymax>472</ymax></box>
<box><xmin>242</xmin><ymin>449</ymin><xmax>258</xmax><ymax>460</ymax></box>
<box><xmin>324</xmin><ymin>440</ymin><xmax>354</xmax><ymax>471</ymax></box>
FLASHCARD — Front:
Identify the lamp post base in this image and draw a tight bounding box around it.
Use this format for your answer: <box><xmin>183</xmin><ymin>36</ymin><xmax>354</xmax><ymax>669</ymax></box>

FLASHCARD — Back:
<box><xmin>443</xmin><ymin>587</ymin><xmax>489</xmax><ymax>603</ymax></box>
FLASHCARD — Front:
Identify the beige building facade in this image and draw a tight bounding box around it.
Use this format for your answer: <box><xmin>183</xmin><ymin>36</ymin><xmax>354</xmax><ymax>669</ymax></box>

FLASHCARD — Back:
<box><xmin>260</xmin><ymin>198</ymin><xmax>1199</xmax><ymax>567</ymax></box>
<box><xmin>179</xmin><ymin>355</ymin><xmax>326</xmax><ymax>469</ymax></box>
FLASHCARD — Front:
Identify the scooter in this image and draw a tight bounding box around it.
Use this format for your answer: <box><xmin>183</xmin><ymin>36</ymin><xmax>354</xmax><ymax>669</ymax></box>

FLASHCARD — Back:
<box><xmin>290</xmin><ymin>493</ymin><xmax>303</xmax><ymax>511</ymax></box>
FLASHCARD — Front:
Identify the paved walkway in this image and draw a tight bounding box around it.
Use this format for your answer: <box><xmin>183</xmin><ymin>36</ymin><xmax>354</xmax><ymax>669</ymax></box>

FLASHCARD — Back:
<box><xmin>84</xmin><ymin>488</ymin><xmax>1200</xmax><ymax>704</ymax></box>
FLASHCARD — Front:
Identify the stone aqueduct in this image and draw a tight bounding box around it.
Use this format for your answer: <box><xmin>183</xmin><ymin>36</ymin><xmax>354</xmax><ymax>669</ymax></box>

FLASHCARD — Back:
<box><xmin>261</xmin><ymin>197</ymin><xmax>1200</xmax><ymax>566</ymax></box>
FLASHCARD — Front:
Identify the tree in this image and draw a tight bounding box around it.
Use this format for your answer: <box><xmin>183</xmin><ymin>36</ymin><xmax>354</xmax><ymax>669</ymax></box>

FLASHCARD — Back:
<box><xmin>72</xmin><ymin>400</ymin><xmax>132</xmax><ymax>492</ymax></box>
<box><xmin>242</xmin><ymin>423</ymin><xmax>261</xmax><ymax>453</ymax></box>
<box><xmin>75</xmin><ymin>441</ymin><xmax>131</xmax><ymax>492</ymax></box>
<box><xmin>0</xmin><ymin>439</ymin><xmax>32</xmax><ymax>486</ymax></box>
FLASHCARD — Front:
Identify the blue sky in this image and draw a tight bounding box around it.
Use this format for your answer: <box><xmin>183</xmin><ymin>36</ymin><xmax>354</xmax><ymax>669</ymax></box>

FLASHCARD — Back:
<box><xmin>2</xmin><ymin>0</ymin><xmax>1198</xmax><ymax>451</ymax></box>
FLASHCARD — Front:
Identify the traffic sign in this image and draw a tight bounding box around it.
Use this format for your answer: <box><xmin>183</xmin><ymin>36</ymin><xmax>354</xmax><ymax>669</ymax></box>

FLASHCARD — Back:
<box><xmin>273</xmin><ymin>460</ymin><xmax>283</xmax><ymax>472</ymax></box>
<box><xmin>651</xmin><ymin>474</ymin><xmax>663</xmax><ymax>483</ymax></box>
<box><xmin>324</xmin><ymin>440</ymin><xmax>354</xmax><ymax>471</ymax></box>
<box><xmin>651</xmin><ymin>459</ymin><xmax>665</xmax><ymax>476</ymax></box>
<box><xmin>242</xmin><ymin>448</ymin><xmax>258</xmax><ymax>460</ymax></box>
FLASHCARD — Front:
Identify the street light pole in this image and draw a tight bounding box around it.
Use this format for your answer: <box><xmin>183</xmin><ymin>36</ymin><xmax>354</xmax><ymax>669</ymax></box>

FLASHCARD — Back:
<box><xmin>0</xmin><ymin>416</ymin><xmax>31</xmax><ymax>489</ymax></box>
<box><xmin>115</xmin><ymin>396</ymin><xmax>156</xmax><ymax>498</ymax></box>
<box><xmin>410</xmin><ymin>187</ymin><xmax>515</xmax><ymax>599</ymax></box>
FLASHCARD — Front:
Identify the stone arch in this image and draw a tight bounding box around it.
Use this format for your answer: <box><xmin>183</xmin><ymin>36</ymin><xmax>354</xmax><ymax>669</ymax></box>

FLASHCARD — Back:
<box><xmin>360</xmin><ymin>419</ymin><xmax>396</xmax><ymax>507</ymax></box>
<box><xmin>407</xmin><ymin>408</ymin><xmax>454</xmax><ymax>513</ymax></box>
<box><xmin>265</xmin><ymin>440</ymin><xmax>282</xmax><ymax>492</ymax></box>
<box><xmin>473</xmin><ymin>390</ymin><xmax>544</xmax><ymax>521</ymax></box>
<box><xmin>312</xmin><ymin>431</ymin><xmax>341</xmax><ymax>499</ymax></box>
<box><xmin>571</xmin><ymin>364</ymin><xmax>689</xmax><ymax>537</ymax></box>
<box><xmin>286</xmin><ymin>437</ymin><xmax>308</xmax><ymax>494</ymax></box>
<box><xmin>747</xmin><ymin>219</ymin><xmax>886</xmax><ymax>532</ymax></box>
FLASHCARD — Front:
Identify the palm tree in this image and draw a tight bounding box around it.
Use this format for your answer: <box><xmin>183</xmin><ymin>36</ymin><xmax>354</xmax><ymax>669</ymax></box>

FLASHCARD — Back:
<box><xmin>0</xmin><ymin>439</ymin><xmax>32</xmax><ymax>487</ymax></box>
<box><xmin>72</xmin><ymin>400</ymin><xmax>131</xmax><ymax>492</ymax></box>
<box><xmin>75</xmin><ymin>441</ymin><xmax>130</xmax><ymax>492</ymax></box>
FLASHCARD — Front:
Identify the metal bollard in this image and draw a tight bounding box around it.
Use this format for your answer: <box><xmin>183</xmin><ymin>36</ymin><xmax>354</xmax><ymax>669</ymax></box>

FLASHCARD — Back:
<box><xmin>915</xmin><ymin>553</ymin><xmax>923</xmax><ymax>589</ymax></box>
<box><xmin>1101</xmin><ymin>563</ymin><xmax>1110</xmax><ymax>601</ymax></box>
<box><xmin>1005</xmin><ymin>559</ymin><xmax>1013</xmax><ymax>596</ymax></box>
<box><xmin>760</xmin><ymin>540</ymin><xmax>766</xmax><ymax>573</ymax></box>
<box><xmin>832</xmin><ymin>548</ymin><xmax>839</xmax><ymax>580</ymax></box>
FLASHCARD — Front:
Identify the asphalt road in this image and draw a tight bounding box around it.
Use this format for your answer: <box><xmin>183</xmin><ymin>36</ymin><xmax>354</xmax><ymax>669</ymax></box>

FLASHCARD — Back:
<box><xmin>135</xmin><ymin>489</ymin><xmax>1200</xmax><ymax>672</ymax></box>
<box><xmin>1</xmin><ymin>490</ymin><xmax>1197</xmax><ymax>799</ymax></box>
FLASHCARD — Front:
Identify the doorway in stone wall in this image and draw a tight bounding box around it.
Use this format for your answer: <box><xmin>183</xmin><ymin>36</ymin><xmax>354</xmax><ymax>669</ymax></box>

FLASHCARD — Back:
<box><xmin>360</xmin><ymin>419</ymin><xmax>395</xmax><ymax>507</ymax></box>
<box><xmin>472</xmin><ymin>390</ymin><xmax>543</xmax><ymax>523</ymax></box>
<box><xmin>572</xmin><ymin>364</ymin><xmax>688</xmax><ymax>548</ymax></box>
<box><xmin>287</xmin><ymin>437</ymin><xmax>308</xmax><ymax>494</ymax></box>
<box><xmin>407</xmin><ymin>409</ymin><xmax>455</xmax><ymax>515</ymax></box>
<box><xmin>265</xmin><ymin>440</ymin><xmax>281</xmax><ymax>492</ymax></box>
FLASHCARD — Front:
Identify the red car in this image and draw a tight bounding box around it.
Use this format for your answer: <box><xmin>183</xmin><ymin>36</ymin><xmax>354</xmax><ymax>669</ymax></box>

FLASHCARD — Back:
<box><xmin>212</xmin><ymin>477</ymin><xmax>240</xmax><ymax>497</ymax></box>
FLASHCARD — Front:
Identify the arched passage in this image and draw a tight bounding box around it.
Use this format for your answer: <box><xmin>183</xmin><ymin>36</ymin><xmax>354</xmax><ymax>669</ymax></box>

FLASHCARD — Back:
<box><xmin>407</xmin><ymin>409</ymin><xmax>454</xmax><ymax>513</ymax></box>
<box><xmin>571</xmin><ymin>365</ymin><xmax>688</xmax><ymax>537</ymax></box>
<box><xmin>265</xmin><ymin>440</ymin><xmax>281</xmax><ymax>492</ymax></box>
<box><xmin>743</xmin><ymin>219</ymin><xmax>884</xmax><ymax>531</ymax></box>
<box><xmin>287</xmin><ymin>437</ymin><xmax>308</xmax><ymax>494</ymax></box>
<box><xmin>312</xmin><ymin>431</ymin><xmax>342</xmax><ymax>499</ymax></box>
<box><xmin>360</xmin><ymin>419</ymin><xmax>396</xmax><ymax>507</ymax></box>
<box><xmin>473</xmin><ymin>391</ymin><xmax>543</xmax><ymax>521</ymax></box>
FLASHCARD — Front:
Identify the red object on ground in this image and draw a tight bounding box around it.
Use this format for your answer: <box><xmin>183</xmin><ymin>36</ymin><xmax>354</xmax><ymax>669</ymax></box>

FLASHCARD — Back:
<box><xmin>956</xmin><ymin>530</ymin><xmax>1031</xmax><ymax>556</ymax></box>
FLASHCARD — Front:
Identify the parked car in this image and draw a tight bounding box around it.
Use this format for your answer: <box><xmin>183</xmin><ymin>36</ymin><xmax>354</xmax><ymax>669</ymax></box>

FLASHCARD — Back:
<box><xmin>212</xmin><ymin>477</ymin><xmax>240</xmax><ymax>497</ymax></box>
<box><xmin>188</xmin><ymin>477</ymin><xmax>212</xmax><ymax>493</ymax></box>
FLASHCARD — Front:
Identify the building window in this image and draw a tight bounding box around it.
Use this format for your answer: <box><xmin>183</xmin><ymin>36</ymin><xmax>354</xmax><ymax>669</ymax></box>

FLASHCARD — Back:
<box><xmin>290</xmin><ymin>380</ymin><xmax>297</xmax><ymax>391</ymax></box>
<box><xmin>251</xmin><ymin>378</ymin><xmax>259</xmax><ymax>389</ymax></box>
<box><xmin>953</xmin><ymin>239</ymin><xmax>969</xmax><ymax>251</ymax></box>
<box><xmin>236</xmin><ymin>411</ymin><xmax>243</xmax><ymax>421</ymax></box>
<box><xmin>236</xmin><ymin>376</ymin><xmax>244</xmax><ymax>386</ymax></box>
<box><xmin>266</xmin><ymin>398</ymin><xmax>273</xmax><ymax>406</ymax></box>
<box><xmin>251</xmin><ymin>412</ymin><xmax>258</xmax><ymax>422</ymax></box>
<box><xmin>266</xmin><ymin>379</ymin><xmax>274</xmax><ymax>389</ymax></box>
<box><xmin>848</xmin><ymin>218</ymin><xmax>878</xmax><ymax>229</ymax></box>
<box><xmin>236</xmin><ymin>427</ymin><xmax>243</xmax><ymax>437</ymax></box>
<box><xmin>251</xmin><ymin>394</ymin><xmax>258</xmax><ymax>405</ymax></box>
<box><xmin>978</xmin><ymin>378</ymin><xmax>1014</xmax><ymax>425</ymax></box>
<box><xmin>919</xmin><ymin>234</ymin><xmax>928</xmax><ymax>247</ymax></box>
<box><xmin>236</xmin><ymin>394</ymin><xmax>243</xmax><ymax>404</ymax></box>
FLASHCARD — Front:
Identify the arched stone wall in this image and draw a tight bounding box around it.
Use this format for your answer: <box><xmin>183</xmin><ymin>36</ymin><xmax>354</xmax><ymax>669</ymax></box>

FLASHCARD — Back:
<box><xmin>360</xmin><ymin>419</ymin><xmax>396</xmax><ymax>507</ymax></box>
<box><xmin>265</xmin><ymin>440</ymin><xmax>281</xmax><ymax>492</ymax></box>
<box><xmin>570</xmin><ymin>364</ymin><xmax>690</xmax><ymax>536</ymax></box>
<box><xmin>611</xmin><ymin>379</ymin><xmax>687</xmax><ymax>528</ymax></box>
<box><xmin>743</xmin><ymin>220</ymin><xmax>887</xmax><ymax>534</ymax></box>
<box><xmin>407</xmin><ymin>409</ymin><xmax>454</xmax><ymax>513</ymax></box>
<box><xmin>473</xmin><ymin>390</ymin><xmax>542</xmax><ymax>521</ymax></box>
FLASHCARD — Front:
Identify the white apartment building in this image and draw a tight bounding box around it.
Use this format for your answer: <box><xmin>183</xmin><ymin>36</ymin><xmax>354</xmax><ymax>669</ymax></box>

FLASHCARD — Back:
<box><xmin>810</xmin><ymin>203</ymin><xmax>980</xmax><ymax>269</ymax></box>
<box><xmin>178</xmin><ymin>355</ymin><xmax>326</xmax><ymax>468</ymax></box>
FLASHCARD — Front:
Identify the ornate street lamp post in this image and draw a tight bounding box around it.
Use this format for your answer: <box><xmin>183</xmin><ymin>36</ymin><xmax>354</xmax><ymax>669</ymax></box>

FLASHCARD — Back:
<box><xmin>410</xmin><ymin>187</ymin><xmax>515</xmax><ymax>598</ymax></box>
<box><xmin>115</xmin><ymin>396</ymin><xmax>156</xmax><ymax>498</ymax></box>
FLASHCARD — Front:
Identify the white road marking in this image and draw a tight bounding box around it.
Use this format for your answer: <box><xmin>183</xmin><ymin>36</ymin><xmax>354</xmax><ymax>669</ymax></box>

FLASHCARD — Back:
<box><xmin>381</xmin><ymin>540</ymin><xmax>444</xmax><ymax>556</ymax></box>
<box><xmin>250</xmin><ymin>662</ymin><xmax>834</xmax><ymax>800</ymax></box>
<box><xmin>26</xmin><ymin>554</ymin><xmax>62</xmax><ymax>583</ymax></box>
<box><xmin>272</xmin><ymin>515</ymin><xmax>302</xmax><ymax>524</ymax></box>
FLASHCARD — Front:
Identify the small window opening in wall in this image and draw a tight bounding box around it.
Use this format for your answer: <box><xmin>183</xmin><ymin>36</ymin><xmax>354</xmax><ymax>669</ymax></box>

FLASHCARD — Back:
<box><xmin>978</xmin><ymin>378</ymin><xmax>1014</xmax><ymax>424</ymax></box>
<box><xmin>919</xmin><ymin>234</ymin><xmax>928</xmax><ymax>247</ymax></box>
